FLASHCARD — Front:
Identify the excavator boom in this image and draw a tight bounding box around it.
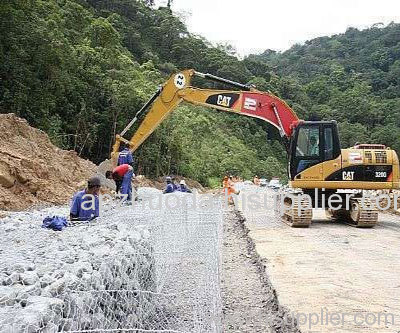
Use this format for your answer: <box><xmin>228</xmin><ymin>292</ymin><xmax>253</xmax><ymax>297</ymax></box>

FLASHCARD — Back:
<box><xmin>112</xmin><ymin>69</ymin><xmax>299</xmax><ymax>159</ymax></box>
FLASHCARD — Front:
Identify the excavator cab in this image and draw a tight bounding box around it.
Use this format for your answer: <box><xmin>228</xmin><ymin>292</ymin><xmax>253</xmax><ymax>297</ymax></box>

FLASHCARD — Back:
<box><xmin>289</xmin><ymin>121</ymin><xmax>341</xmax><ymax>180</ymax></box>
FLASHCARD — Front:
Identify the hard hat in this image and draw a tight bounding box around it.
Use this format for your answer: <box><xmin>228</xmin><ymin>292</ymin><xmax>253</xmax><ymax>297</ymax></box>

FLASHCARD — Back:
<box><xmin>166</xmin><ymin>176</ymin><xmax>172</xmax><ymax>182</ymax></box>
<box><xmin>88</xmin><ymin>176</ymin><xmax>101</xmax><ymax>187</ymax></box>
<box><xmin>180</xmin><ymin>180</ymin><xmax>186</xmax><ymax>185</ymax></box>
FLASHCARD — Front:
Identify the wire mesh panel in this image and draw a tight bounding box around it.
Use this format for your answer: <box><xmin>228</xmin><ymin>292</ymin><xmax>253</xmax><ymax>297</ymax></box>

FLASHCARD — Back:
<box><xmin>0</xmin><ymin>189</ymin><xmax>223</xmax><ymax>333</ymax></box>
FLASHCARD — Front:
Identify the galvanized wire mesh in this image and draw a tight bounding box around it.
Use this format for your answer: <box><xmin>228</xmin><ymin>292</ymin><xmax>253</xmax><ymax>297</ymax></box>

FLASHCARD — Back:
<box><xmin>0</xmin><ymin>189</ymin><xmax>223</xmax><ymax>332</ymax></box>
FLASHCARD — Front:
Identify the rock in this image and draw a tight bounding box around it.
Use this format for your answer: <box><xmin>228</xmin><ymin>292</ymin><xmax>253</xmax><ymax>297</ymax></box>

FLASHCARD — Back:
<box><xmin>24</xmin><ymin>296</ymin><xmax>64</xmax><ymax>325</ymax></box>
<box><xmin>0</xmin><ymin>273</ymin><xmax>8</xmax><ymax>285</ymax></box>
<box><xmin>52</xmin><ymin>270</ymin><xmax>65</xmax><ymax>279</ymax></box>
<box><xmin>90</xmin><ymin>271</ymin><xmax>102</xmax><ymax>290</ymax></box>
<box><xmin>112</xmin><ymin>277</ymin><xmax>123</xmax><ymax>289</ymax></box>
<box><xmin>78</xmin><ymin>273</ymin><xmax>91</xmax><ymax>291</ymax></box>
<box><xmin>26</xmin><ymin>295</ymin><xmax>63</xmax><ymax>308</ymax></box>
<box><xmin>8</xmin><ymin>263</ymin><xmax>25</xmax><ymax>274</ymax></box>
<box><xmin>17</xmin><ymin>282</ymin><xmax>42</xmax><ymax>302</ymax></box>
<box><xmin>12</xmin><ymin>298</ymin><xmax>63</xmax><ymax>332</ymax></box>
<box><xmin>42</xmin><ymin>278</ymin><xmax>65</xmax><ymax>297</ymax></box>
<box><xmin>63</xmin><ymin>294</ymin><xmax>82</xmax><ymax>318</ymax></box>
<box><xmin>96</xmin><ymin>159</ymin><xmax>116</xmax><ymax>191</ymax></box>
<box><xmin>40</xmin><ymin>323</ymin><xmax>59</xmax><ymax>333</ymax></box>
<box><xmin>0</xmin><ymin>324</ymin><xmax>14</xmax><ymax>333</ymax></box>
<box><xmin>40</xmin><ymin>274</ymin><xmax>55</xmax><ymax>288</ymax></box>
<box><xmin>59</xmin><ymin>318</ymin><xmax>78</xmax><ymax>331</ymax></box>
<box><xmin>141</xmin><ymin>228</ymin><xmax>151</xmax><ymax>240</ymax></box>
<box><xmin>92</xmin><ymin>311</ymin><xmax>106</xmax><ymax>329</ymax></box>
<box><xmin>20</xmin><ymin>271</ymin><xmax>39</xmax><ymax>285</ymax></box>
<box><xmin>0</xmin><ymin>307</ymin><xmax>15</xmax><ymax>327</ymax></box>
<box><xmin>128</xmin><ymin>231</ymin><xmax>142</xmax><ymax>244</ymax></box>
<box><xmin>11</xmin><ymin>312</ymin><xmax>42</xmax><ymax>333</ymax></box>
<box><xmin>65</xmin><ymin>256</ymin><xmax>75</xmax><ymax>264</ymax></box>
<box><xmin>0</xmin><ymin>285</ymin><xmax>20</xmax><ymax>306</ymax></box>
<box><xmin>0</xmin><ymin>162</ymin><xmax>16</xmax><ymax>188</ymax></box>
<box><xmin>80</xmin><ymin>243</ymin><xmax>90</xmax><ymax>251</ymax></box>
<box><xmin>69</xmin><ymin>262</ymin><xmax>93</xmax><ymax>278</ymax></box>
<box><xmin>36</xmin><ymin>265</ymin><xmax>54</xmax><ymax>278</ymax></box>
<box><xmin>79</xmin><ymin>314</ymin><xmax>92</xmax><ymax>330</ymax></box>
<box><xmin>4</xmin><ymin>225</ymin><xmax>17</xmax><ymax>232</ymax></box>
<box><xmin>0</xmin><ymin>210</ymin><xmax>10</xmax><ymax>219</ymax></box>
<box><xmin>3</xmin><ymin>272</ymin><xmax>20</xmax><ymax>286</ymax></box>
<box><xmin>25</xmin><ymin>263</ymin><xmax>36</xmax><ymax>271</ymax></box>
<box><xmin>125</xmin><ymin>313</ymin><xmax>139</xmax><ymax>326</ymax></box>
<box><xmin>99</xmin><ymin>262</ymin><xmax>113</xmax><ymax>284</ymax></box>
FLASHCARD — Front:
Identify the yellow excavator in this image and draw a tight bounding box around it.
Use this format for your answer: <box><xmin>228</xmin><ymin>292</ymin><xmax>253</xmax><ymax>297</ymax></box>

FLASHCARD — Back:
<box><xmin>111</xmin><ymin>69</ymin><xmax>400</xmax><ymax>227</ymax></box>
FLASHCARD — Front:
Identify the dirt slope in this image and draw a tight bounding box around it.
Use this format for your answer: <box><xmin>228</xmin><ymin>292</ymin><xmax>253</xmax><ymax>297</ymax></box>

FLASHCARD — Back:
<box><xmin>0</xmin><ymin>114</ymin><xmax>96</xmax><ymax>210</ymax></box>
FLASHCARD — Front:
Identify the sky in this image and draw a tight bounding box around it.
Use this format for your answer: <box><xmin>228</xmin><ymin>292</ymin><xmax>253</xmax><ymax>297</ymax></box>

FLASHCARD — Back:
<box><xmin>155</xmin><ymin>0</ymin><xmax>400</xmax><ymax>56</ymax></box>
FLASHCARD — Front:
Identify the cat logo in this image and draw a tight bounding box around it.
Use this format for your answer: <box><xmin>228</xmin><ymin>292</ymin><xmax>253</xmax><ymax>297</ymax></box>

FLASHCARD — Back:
<box><xmin>342</xmin><ymin>171</ymin><xmax>355</xmax><ymax>181</ymax></box>
<box><xmin>217</xmin><ymin>95</ymin><xmax>232</xmax><ymax>107</ymax></box>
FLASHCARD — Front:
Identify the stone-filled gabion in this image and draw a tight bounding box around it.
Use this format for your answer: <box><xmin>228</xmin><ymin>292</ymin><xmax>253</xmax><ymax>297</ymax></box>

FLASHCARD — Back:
<box><xmin>0</xmin><ymin>207</ymin><xmax>156</xmax><ymax>332</ymax></box>
<box><xmin>1</xmin><ymin>188</ymin><xmax>224</xmax><ymax>333</ymax></box>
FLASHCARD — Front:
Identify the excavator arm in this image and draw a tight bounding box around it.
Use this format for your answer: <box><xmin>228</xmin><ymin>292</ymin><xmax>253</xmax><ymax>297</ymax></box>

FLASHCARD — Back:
<box><xmin>111</xmin><ymin>69</ymin><xmax>299</xmax><ymax>162</ymax></box>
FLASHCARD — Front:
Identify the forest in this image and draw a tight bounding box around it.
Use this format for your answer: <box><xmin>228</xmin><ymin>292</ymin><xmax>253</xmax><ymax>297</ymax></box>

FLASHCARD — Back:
<box><xmin>1</xmin><ymin>0</ymin><xmax>400</xmax><ymax>186</ymax></box>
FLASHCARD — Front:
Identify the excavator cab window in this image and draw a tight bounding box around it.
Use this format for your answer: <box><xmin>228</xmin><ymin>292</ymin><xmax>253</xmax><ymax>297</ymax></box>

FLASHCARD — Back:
<box><xmin>289</xmin><ymin>121</ymin><xmax>340</xmax><ymax>179</ymax></box>
<box><xmin>295</xmin><ymin>127</ymin><xmax>320</xmax><ymax>158</ymax></box>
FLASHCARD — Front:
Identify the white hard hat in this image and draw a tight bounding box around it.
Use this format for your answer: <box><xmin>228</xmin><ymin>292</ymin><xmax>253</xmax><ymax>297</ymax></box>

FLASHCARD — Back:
<box><xmin>180</xmin><ymin>180</ymin><xmax>186</xmax><ymax>185</ymax></box>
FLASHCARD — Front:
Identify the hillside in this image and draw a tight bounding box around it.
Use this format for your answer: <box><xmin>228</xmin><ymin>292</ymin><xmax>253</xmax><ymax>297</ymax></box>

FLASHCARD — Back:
<box><xmin>248</xmin><ymin>23</ymin><xmax>400</xmax><ymax>151</ymax></box>
<box><xmin>1</xmin><ymin>1</ymin><xmax>400</xmax><ymax>186</ymax></box>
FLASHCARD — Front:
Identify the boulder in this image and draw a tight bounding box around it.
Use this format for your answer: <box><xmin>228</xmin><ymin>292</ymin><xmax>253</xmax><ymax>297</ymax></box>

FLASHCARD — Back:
<box><xmin>20</xmin><ymin>271</ymin><xmax>39</xmax><ymax>286</ymax></box>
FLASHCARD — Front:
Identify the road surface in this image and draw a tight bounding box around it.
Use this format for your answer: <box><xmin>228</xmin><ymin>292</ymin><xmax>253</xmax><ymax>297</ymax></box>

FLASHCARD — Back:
<box><xmin>237</xmin><ymin>186</ymin><xmax>400</xmax><ymax>333</ymax></box>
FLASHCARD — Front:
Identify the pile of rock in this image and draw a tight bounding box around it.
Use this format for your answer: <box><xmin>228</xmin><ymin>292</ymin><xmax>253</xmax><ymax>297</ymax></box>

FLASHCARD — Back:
<box><xmin>0</xmin><ymin>208</ymin><xmax>156</xmax><ymax>332</ymax></box>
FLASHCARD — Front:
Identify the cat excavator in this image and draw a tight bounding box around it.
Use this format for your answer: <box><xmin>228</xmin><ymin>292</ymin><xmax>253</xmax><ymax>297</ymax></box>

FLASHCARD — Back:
<box><xmin>111</xmin><ymin>69</ymin><xmax>400</xmax><ymax>227</ymax></box>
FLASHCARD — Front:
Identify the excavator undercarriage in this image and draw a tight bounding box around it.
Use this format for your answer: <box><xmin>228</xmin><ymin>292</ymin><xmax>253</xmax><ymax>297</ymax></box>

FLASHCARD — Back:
<box><xmin>326</xmin><ymin>196</ymin><xmax>379</xmax><ymax>227</ymax></box>
<box><xmin>276</xmin><ymin>189</ymin><xmax>379</xmax><ymax>228</ymax></box>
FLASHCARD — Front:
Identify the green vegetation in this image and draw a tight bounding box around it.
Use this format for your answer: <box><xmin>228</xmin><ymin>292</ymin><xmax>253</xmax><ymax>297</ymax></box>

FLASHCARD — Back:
<box><xmin>249</xmin><ymin>23</ymin><xmax>400</xmax><ymax>152</ymax></box>
<box><xmin>1</xmin><ymin>1</ymin><xmax>400</xmax><ymax>186</ymax></box>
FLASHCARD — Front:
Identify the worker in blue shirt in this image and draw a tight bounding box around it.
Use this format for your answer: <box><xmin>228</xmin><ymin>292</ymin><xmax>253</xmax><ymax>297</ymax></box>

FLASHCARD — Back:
<box><xmin>118</xmin><ymin>143</ymin><xmax>134</xmax><ymax>167</ymax></box>
<box><xmin>178</xmin><ymin>180</ymin><xmax>192</xmax><ymax>193</ymax></box>
<box><xmin>70</xmin><ymin>176</ymin><xmax>101</xmax><ymax>221</ymax></box>
<box><xmin>163</xmin><ymin>176</ymin><xmax>175</xmax><ymax>194</ymax></box>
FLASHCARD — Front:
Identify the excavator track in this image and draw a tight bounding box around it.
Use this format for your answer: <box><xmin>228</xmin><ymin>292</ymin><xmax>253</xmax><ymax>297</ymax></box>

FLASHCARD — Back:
<box><xmin>349</xmin><ymin>197</ymin><xmax>378</xmax><ymax>227</ymax></box>
<box><xmin>327</xmin><ymin>197</ymin><xmax>378</xmax><ymax>227</ymax></box>
<box><xmin>276</xmin><ymin>190</ymin><xmax>312</xmax><ymax>227</ymax></box>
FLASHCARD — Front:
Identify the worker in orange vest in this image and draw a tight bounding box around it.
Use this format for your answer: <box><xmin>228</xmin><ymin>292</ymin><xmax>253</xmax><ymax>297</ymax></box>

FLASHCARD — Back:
<box><xmin>222</xmin><ymin>176</ymin><xmax>229</xmax><ymax>193</ymax></box>
<box><xmin>223</xmin><ymin>175</ymin><xmax>239</xmax><ymax>204</ymax></box>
